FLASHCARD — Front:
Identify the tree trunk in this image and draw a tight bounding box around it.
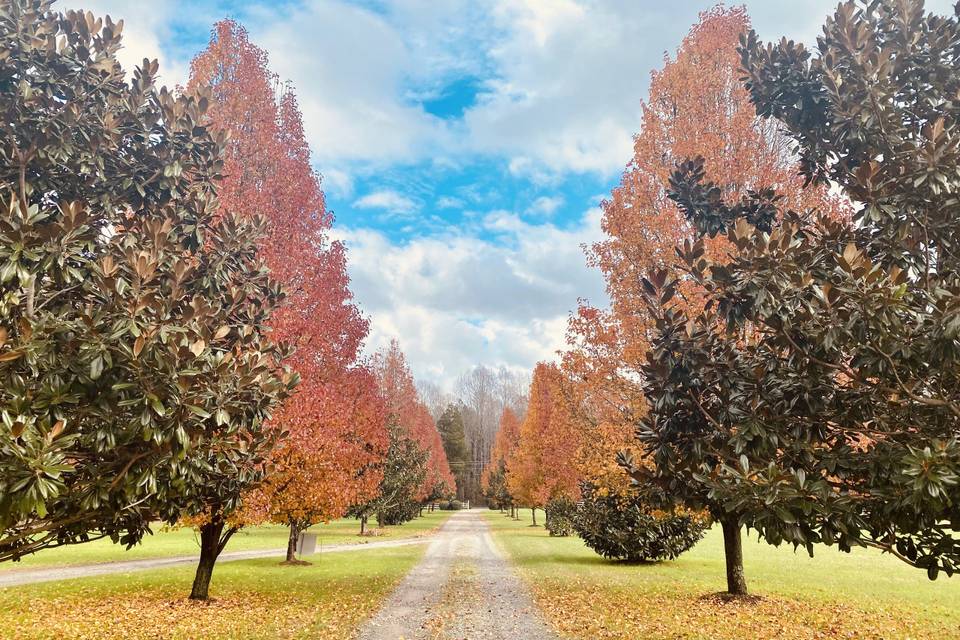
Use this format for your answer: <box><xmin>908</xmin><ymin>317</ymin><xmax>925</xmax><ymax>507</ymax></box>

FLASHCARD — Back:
<box><xmin>286</xmin><ymin>522</ymin><xmax>300</xmax><ymax>563</ymax></box>
<box><xmin>360</xmin><ymin>515</ymin><xmax>368</xmax><ymax>535</ymax></box>
<box><xmin>721</xmin><ymin>515</ymin><xmax>748</xmax><ymax>596</ymax></box>
<box><xmin>190</xmin><ymin>519</ymin><xmax>235</xmax><ymax>600</ymax></box>
<box><xmin>531</xmin><ymin>507</ymin><xmax>537</xmax><ymax>526</ymax></box>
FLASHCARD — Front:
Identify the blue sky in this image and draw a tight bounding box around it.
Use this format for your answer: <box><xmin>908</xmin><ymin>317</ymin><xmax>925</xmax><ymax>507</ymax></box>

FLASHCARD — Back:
<box><xmin>68</xmin><ymin>0</ymin><xmax>954</xmax><ymax>390</ymax></box>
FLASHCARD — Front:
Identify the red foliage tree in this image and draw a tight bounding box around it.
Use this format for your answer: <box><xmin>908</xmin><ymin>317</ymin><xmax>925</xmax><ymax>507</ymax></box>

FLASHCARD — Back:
<box><xmin>564</xmin><ymin>5</ymin><xmax>847</xmax><ymax>495</ymax></box>
<box><xmin>482</xmin><ymin>408</ymin><xmax>523</xmax><ymax>515</ymax></box>
<box><xmin>374</xmin><ymin>341</ymin><xmax>455</xmax><ymax>504</ymax></box>
<box><xmin>491</xmin><ymin>408</ymin><xmax>522</xmax><ymax>471</ymax></box>
<box><xmin>189</xmin><ymin>21</ymin><xmax>386</xmax><ymax>561</ymax></box>
<box><xmin>506</xmin><ymin>363</ymin><xmax>581</xmax><ymax>525</ymax></box>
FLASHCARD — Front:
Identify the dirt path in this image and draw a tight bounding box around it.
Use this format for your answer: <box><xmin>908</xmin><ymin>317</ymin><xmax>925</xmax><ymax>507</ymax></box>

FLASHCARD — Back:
<box><xmin>357</xmin><ymin>510</ymin><xmax>558</xmax><ymax>640</ymax></box>
<box><xmin>0</xmin><ymin>537</ymin><xmax>428</xmax><ymax>589</ymax></box>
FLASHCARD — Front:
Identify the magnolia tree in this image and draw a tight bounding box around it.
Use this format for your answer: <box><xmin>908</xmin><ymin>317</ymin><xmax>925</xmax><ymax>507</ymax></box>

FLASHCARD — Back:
<box><xmin>0</xmin><ymin>1</ymin><xmax>294</xmax><ymax>571</ymax></box>
<box><xmin>635</xmin><ymin>0</ymin><xmax>960</xmax><ymax>595</ymax></box>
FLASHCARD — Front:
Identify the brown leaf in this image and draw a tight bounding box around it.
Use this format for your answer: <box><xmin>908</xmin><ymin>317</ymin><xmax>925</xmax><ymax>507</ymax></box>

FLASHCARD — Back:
<box><xmin>189</xmin><ymin>339</ymin><xmax>206</xmax><ymax>357</ymax></box>
<box><xmin>133</xmin><ymin>335</ymin><xmax>145</xmax><ymax>358</ymax></box>
<box><xmin>0</xmin><ymin>350</ymin><xmax>24</xmax><ymax>362</ymax></box>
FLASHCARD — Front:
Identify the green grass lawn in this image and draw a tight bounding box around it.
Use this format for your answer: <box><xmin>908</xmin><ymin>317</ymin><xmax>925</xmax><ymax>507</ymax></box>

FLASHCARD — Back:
<box><xmin>1</xmin><ymin>543</ymin><xmax>423</xmax><ymax>640</ymax></box>
<box><xmin>484</xmin><ymin>510</ymin><xmax>960</xmax><ymax>639</ymax></box>
<box><xmin>1</xmin><ymin>510</ymin><xmax>452</xmax><ymax>571</ymax></box>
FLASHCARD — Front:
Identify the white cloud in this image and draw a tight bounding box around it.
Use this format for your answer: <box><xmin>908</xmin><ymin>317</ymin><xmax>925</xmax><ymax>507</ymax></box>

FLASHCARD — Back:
<box><xmin>354</xmin><ymin>190</ymin><xmax>419</xmax><ymax>216</ymax></box>
<box><xmin>336</xmin><ymin>206</ymin><xmax>606</xmax><ymax>390</ymax></box>
<box><xmin>460</xmin><ymin>0</ymin><xmax>682</xmax><ymax>176</ymax></box>
<box><xmin>244</xmin><ymin>0</ymin><xmax>483</xmax><ymax>166</ymax></box>
<box><xmin>526</xmin><ymin>195</ymin><xmax>564</xmax><ymax>217</ymax></box>
<box><xmin>437</xmin><ymin>196</ymin><xmax>464</xmax><ymax>210</ymax></box>
<box><xmin>321</xmin><ymin>168</ymin><xmax>354</xmax><ymax>199</ymax></box>
<box><xmin>66</xmin><ymin>0</ymin><xmax>960</xmax><ymax>178</ymax></box>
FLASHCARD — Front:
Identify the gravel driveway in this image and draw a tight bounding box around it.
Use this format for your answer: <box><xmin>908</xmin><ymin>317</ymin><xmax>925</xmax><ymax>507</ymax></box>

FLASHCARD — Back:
<box><xmin>356</xmin><ymin>509</ymin><xmax>558</xmax><ymax>640</ymax></box>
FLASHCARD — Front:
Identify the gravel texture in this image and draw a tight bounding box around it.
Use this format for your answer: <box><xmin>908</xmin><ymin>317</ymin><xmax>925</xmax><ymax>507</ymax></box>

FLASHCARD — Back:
<box><xmin>357</xmin><ymin>509</ymin><xmax>558</xmax><ymax>640</ymax></box>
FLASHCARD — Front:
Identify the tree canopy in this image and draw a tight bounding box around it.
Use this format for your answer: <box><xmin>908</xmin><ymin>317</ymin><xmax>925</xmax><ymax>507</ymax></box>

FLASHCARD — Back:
<box><xmin>0</xmin><ymin>0</ymin><xmax>294</xmax><ymax>568</ymax></box>
<box><xmin>437</xmin><ymin>404</ymin><xmax>469</xmax><ymax>498</ymax></box>
<box><xmin>634</xmin><ymin>0</ymin><xmax>960</xmax><ymax>594</ymax></box>
<box><xmin>187</xmin><ymin>19</ymin><xmax>387</xmax><ymax>576</ymax></box>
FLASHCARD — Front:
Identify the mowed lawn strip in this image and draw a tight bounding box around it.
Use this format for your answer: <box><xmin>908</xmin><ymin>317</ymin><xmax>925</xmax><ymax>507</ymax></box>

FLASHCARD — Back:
<box><xmin>483</xmin><ymin>511</ymin><xmax>960</xmax><ymax>640</ymax></box>
<box><xmin>0</xmin><ymin>543</ymin><xmax>424</xmax><ymax>640</ymax></box>
<box><xmin>1</xmin><ymin>510</ymin><xmax>453</xmax><ymax>571</ymax></box>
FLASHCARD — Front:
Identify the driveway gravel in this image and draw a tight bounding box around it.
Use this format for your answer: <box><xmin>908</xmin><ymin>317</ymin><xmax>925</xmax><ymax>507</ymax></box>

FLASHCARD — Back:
<box><xmin>356</xmin><ymin>509</ymin><xmax>558</xmax><ymax>640</ymax></box>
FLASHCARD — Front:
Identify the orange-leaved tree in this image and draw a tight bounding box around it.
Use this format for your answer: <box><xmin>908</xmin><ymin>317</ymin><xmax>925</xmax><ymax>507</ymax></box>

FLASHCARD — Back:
<box><xmin>359</xmin><ymin>341</ymin><xmax>454</xmax><ymax>528</ymax></box>
<box><xmin>565</xmin><ymin>5</ymin><xmax>846</xmax><ymax>495</ymax></box>
<box><xmin>187</xmin><ymin>20</ymin><xmax>385</xmax><ymax>578</ymax></box>
<box><xmin>243</xmin><ymin>366</ymin><xmax>388</xmax><ymax>562</ymax></box>
<box><xmin>410</xmin><ymin>398</ymin><xmax>456</xmax><ymax>506</ymax></box>
<box><xmin>482</xmin><ymin>407</ymin><xmax>523</xmax><ymax>515</ymax></box>
<box><xmin>506</xmin><ymin>363</ymin><xmax>581</xmax><ymax>525</ymax></box>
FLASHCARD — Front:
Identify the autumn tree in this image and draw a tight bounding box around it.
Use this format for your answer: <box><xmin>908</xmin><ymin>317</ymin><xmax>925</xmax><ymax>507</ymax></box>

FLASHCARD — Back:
<box><xmin>412</xmin><ymin>400</ymin><xmax>455</xmax><ymax>510</ymax></box>
<box><xmin>0</xmin><ymin>0</ymin><xmax>293</xmax><ymax>574</ymax></box>
<box><xmin>187</xmin><ymin>21</ymin><xmax>384</xmax><ymax>577</ymax></box>
<box><xmin>637</xmin><ymin>0</ymin><xmax>960</xmax><ymax>595</ymax></box>
<box><xmin>482</xmin><ymin>408</ymin><xmax>522</xmax><ymax>514</ymax></box>
<box><xmin>248</xmin><ymin>367</ymin><xmax>387</xmax><ymax>562</ymax></box>
<box><xmin>564</xmin><ymin>4</ymin><xmax>844</xmax><ymax>487</ymax></box>
<box><xmin>506</xmin><ymin>363</ymin><xmax>580</xmax><ymax>525</ymax></box>
<box><xmin>590</xmin><ymin>4</ymin><xmax>841</xmax><ymax>327</ymax></box>
<box><xmin>350</xmin><ymin>341</ymin><xmax>452</xmax><ymax>530</ymax></box>
<box><xmin>559</xmin><ymin>4</ymin><xmax>844</xmax><ymax>592</ymax></box>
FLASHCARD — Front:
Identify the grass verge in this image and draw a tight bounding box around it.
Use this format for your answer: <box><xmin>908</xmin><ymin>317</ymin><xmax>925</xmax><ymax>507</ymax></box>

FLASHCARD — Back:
<box><xmin>1</xmin><ymin>510</ymin><xmax>452</xmax><ymax>571</ymax></box>
<box><xmin>484</xmin><ymin>510</ymin><xmax>960</xmax><ymax>639</ymax></box>
<box><xmin>0</xmin><ymin>543</ymin><xmax>423</xmax><ymax>639</ymax></box>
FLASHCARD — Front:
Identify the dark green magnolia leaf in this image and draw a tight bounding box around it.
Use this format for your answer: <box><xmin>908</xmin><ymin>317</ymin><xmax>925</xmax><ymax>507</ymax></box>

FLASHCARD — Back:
<box><xmin>89</xmin><ymin>356</ymin><xmax>104</xmax><ymax>380</ymax></box>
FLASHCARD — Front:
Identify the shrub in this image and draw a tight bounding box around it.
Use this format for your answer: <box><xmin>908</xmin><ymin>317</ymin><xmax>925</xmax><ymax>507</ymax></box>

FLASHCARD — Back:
<box><xmin>545</xmin><ymin>496</ymin><xmax>577</xmax><ymax>537</ymax></box>
<box><xmin>440</xmin><ymin>500</ymin><xmax>463</xmax><ymax>511</ymax></box>
<box><xmin>573</xmin><ymin>484</ymin><xmax>708</xmax><ymax>562</ymax></box>
<box><xmin>376</xmin><ymin>500</ymin><xmax>420</xmax><ymax>526</ymax></box>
